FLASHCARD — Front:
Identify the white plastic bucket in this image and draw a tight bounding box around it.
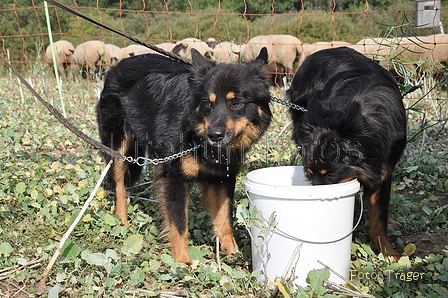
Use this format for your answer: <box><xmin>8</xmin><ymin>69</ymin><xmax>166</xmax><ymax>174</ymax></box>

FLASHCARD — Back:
<box><xmin>244</xmin><ymin>166</ymin><xmax>361</xmax><ymax>286</ymax></box>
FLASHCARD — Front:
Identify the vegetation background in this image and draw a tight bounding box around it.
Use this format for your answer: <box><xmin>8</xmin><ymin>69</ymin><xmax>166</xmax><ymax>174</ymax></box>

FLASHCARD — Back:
<box><xmin>1</xmin><ymin>0</ymin><xmax>448</xmax><ymax>66</ymax></box>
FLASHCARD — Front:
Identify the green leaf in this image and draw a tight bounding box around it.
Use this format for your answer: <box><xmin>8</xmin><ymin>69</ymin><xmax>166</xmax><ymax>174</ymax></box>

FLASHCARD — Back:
<box><xmin>48</xmin><ymin>283</ymin><xmax>64</xmax><ymax>298</ymax></box>
<box><xmin>219</xmin><ymin>275</ymin><xmax>233</xmax><ymax>292</ymax></box>
<box><xmin>188</xmin><ymin>246</ymin><xmax>206</xmax><ymax>262</ymax></box>
<box><xmin>129</xmin><ymin>267</ymin><xmax>145</xmax><ymax>286</ymax></box>
<box><xmin>404</xmin><ymin>243</ymin><xmax>417</xmax><ymax>256</ymax></box>
<box><xmin>30</xmin><ymin>189</ymin><xmax>39</xmax><ymax>199</ymax></box>
<box><xmin>62</xmin><ymin>241</ymin><xmax>82</xmax><ymax>260</ymax></box>
<box><xmin>422</xmin><ymin>206</ymin><xmax>432</xmax><ymax>216</ymax></box>
<box><xmin>15</xmin><ymin>182</ymin><xmax>26</xmax><ymax>195</ymax></box>
<box><xmin>0</xmin><ymin>242</ymin><xmax>14</xmax><ymax>257</ymax></box>
<box><xmin>161</xmin><ymin>253</ymin><xmax>175</xmax><ymax>266</ymax></box>
<box><xmin>17</xmin><ymin>257</ymin><xmax>28</xmax><ymax>265</ymax></box>
<box><xmin>397</xmin><ymin>256</ymin><xmax>412</xmax><ymax>269</ymax></box>
<box><xmin>81</xmin><ymin>250</ymin><xmax>109</xmax><ymax>267</ymax></box>
<box><xmin>66</xmin><ymin>209</ymin><xmax>81</xmax><ymax>226</ymax></box>
<box><xmin>104</xmin><ymin>213</ymin><xmax>121</xmax><ymax>226</ymax></box>
<box><xmin>434</xmin><ymin>214</ymin><xmax>446</xmax><ymax>224</ymax></box>
<box><xmin>148</xmin><ymin>260</ymin><xmax>161</xmax><ymax>272</ymax></box>
<box><xmin>306</xmin><ymin>268</ymin><xmax>330</xmax><ymax>296</ymax></box>
<box><xmin>106</xmin><ymin>249</ymin><xmax>119</xmax><ymax>261</ymax></box>
<box><xmin>121</xmin><ymin>234</ymin><xmax>143</xmax><ymax>256</ymax></box>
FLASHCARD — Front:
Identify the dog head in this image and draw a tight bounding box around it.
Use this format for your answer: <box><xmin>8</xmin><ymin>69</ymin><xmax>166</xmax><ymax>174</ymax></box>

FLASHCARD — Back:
<box><xmin>191</xmin><ymin>48</ymin><xmax>272</xmax><ymax>151</ymax></box>
<box><xmin>298</xmin><ymin>101</ymin><xmax>379</xmax><ymax>186</ymax></box>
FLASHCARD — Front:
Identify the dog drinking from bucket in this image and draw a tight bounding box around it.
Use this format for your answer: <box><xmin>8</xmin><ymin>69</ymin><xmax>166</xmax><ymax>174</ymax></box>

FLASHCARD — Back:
<box><xmin>287</xmin><ymin>47</ymin><xmax>407</xmax><ymax>260</ymax></box>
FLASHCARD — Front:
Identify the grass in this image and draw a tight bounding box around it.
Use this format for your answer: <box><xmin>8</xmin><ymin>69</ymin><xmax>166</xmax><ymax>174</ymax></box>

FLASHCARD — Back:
<box><xmin>0</xmin><ymin>62</ymin><xmax>447</xmax><ymax>297</ymax></box>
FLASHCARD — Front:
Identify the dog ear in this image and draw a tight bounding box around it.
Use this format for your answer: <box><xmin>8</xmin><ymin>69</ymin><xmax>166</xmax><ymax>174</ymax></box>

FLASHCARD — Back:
<box><xmin>254</xmin><ymin>47</ymin><xmax>268</xmax><ymax>64</ymax></box>
<box><xmin>341</xmin><ymin>139</ymin><xmax>365</xmax><ymax>164</ymax></box>
<box><xmin>294</xmin><ymin>121</ymin><xmax>314</xmax><ymax>145</ymax></box>
<box><xmin>191</xmin><ymin>48</ymin><xmax>216</xmax><ymax>72</ymax></box>
<box><xmin>306</xmin><ymin>99</ymin><xmax>343</xmax><ymax>128</ymax></box>
<box><xmin>339</xmin><ymin>101</ymin><xmax>370</xmax><ymax>139</ymax></box>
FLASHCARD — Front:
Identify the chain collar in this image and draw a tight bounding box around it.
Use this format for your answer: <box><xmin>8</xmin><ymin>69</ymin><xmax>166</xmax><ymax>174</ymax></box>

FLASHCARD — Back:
<box><xmin>120</xmin><ymin>143</ymin><xmax>203</xmax><ymax>166</ymax></box>
<box><xmin>271</xmin><ymin>96</ymin><xmax>308</xmax><ymax>112</ymax></box>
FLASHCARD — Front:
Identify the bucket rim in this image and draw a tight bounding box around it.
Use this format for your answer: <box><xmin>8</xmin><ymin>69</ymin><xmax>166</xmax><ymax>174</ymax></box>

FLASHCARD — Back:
<box><xmin>244</xmin><ymin>166</ymin><xmax>360</xmax><ymax>200</ymax></box>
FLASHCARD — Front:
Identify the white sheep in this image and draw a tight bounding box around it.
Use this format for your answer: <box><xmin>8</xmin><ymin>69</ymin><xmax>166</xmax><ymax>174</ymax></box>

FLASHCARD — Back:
<box><xmin>71</xmin><ymin>40</ymin><xmax>110</xmax><ymax>79</ymax></box>
<box><xmin>45</xmin><ymin>40</ymin><xmax>75</xmax><ymax>77</ymax></box>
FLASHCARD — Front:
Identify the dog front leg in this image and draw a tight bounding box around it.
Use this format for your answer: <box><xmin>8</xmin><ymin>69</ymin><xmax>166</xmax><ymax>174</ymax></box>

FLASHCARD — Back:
<box><xmin>365</xmin><ymin>178</ymin><xmax>400</xmax><ymax>261</ymax></box>
<box><xmin>201</xmin><ymin>179</ymin><xmax>238</xmax><ymax>256</ymax></box>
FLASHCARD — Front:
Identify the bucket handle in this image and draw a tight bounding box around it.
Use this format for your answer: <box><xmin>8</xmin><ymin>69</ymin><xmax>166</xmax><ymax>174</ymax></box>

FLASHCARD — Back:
<box><xmin>245</xmin><ymin>191</ymin><xmax>363</xmax><ymax>245</ymax></box>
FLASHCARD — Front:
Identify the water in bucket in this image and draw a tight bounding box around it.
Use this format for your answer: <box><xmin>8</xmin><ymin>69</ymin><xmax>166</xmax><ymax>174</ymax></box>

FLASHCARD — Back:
<box><xmin>244</xmin><ymin>166</ymin><xmax>361</xmax><ymax>287</ymax></box>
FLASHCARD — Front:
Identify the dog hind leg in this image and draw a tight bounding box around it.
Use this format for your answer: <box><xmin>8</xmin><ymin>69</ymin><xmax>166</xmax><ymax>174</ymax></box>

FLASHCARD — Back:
<box><xmin>97</xmin><ymin>95</ymin><xmax>143</xmax><ymax>226</ymax></box>
<box><xmin>113</xmin><ymin>131</ymin><xmax>143</xmax><ymax>226</ymax></box>
<box><xmin>113</xmin><ymin>159</ymin><xmax>129</xmax><ymax>226</ymax></box>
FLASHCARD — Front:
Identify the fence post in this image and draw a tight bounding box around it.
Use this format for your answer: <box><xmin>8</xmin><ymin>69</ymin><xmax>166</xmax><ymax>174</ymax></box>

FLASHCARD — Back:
<box><xmin>44</xmin><ymin>0</ymin><xmax>67</xmax><ymax>118</ymax></box>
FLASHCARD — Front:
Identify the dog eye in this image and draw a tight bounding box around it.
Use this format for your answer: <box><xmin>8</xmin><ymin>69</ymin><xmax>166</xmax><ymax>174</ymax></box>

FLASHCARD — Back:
<box><xmin>326</xmin><ymin>172</ymin><xmax>337</xmax><ymax>178</ymax></box>
<box><xmin>230</xmin><ymin>101</ymin><xmax>244</xmax><ymax>109</ymax></box>
<box><xmin>203</xmin><ymin>100</ymin><xmax>212</xmax><ymax>108</ymax></box>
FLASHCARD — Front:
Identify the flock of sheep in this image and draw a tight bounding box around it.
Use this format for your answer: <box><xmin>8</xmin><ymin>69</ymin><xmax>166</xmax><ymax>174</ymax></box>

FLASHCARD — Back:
<box><xmin>45</xmin><ymin>34</ymin><xmax>448</xmax><ymax>82</ymax></box>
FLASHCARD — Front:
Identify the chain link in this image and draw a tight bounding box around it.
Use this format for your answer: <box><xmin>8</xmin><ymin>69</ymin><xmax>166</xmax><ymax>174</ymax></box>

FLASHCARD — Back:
<box><xmin>120</xmin><ymin>144</ymin><xmax>203</xmax><ymax>166</ymax></box>
<box><xmin>271</xmin><ymin>96</ymin><xmax>308</xmax><ymax>113</ymax></box>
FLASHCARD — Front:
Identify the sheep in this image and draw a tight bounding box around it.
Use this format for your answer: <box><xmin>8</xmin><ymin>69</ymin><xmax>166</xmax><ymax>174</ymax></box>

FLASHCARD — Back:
<box><xmin>105</xmin><ymin>44</ymin><xmax>125</xmax><ymax>67</ymax></box>
<box><xmin>241</xmin><ymin>34</ymin><xmax>303</xmax><ymax>74</ymax></box>
<box><xmin>354</xmin><ymin>37</ymin><xmax>398</xmax><ymax>70</ymax></box>
<box><xmin>155</xmin><ymin>42</ymin><xmax>176</xmax><ymax>52</ymax></box>
<box><xmin>205</xmin><ymin>37</ymin><xmax>218</xmax><ymax>49</ymax></box>
<box><xmin>122</xmin><ymin>44</ymin><xmax>155</xmax><ymax>57</ymax></box>
<box><xmin>71</xmin><ymin>40</ymin><xmax>110</xmax><ymax>79</ymax></box>
<box><xmin>241</xmin><ymin>34</ymin><xmax>303</xmax><ymax>86</ymax></box>
<box><xmin>397</xmin><ymin>34</ymin><xmax>448</xmax><ymax>77</ymax></box>
<box><xmin>212</xmin><ymin>41</ymin><xmax>241</xmax><ymax>64</ymax></box>
<box><xmin>45</xmin><ymin>40</ymin><xmax>75</xmax><ymax>77</ymax></box>
<box><xmin>171</xmin><ymin>38</ymin><xmax>214</xmax><ymax>62</ymax></box>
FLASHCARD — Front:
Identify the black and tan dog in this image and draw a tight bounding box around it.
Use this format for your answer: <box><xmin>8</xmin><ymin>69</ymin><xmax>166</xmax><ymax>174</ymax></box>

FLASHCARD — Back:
<box><xmin>287</xmin><ymin>47</ymin><xmax>407</xmax><ymax>260</ymax></box>
<box><xmin>96</xmin><ymin>48</ymin><xmax>272</xmax><ymax>264</ymax></box>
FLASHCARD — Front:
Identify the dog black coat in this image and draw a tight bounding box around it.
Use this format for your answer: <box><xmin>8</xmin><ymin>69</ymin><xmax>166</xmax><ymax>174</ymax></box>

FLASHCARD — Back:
<box><xmin>96</xmin><ymin>48</ymin><xmax>272</xmax><ymax>263</ymax></box>
<box><xmin>287</xmin><ymin>47</ymin><xmax>407</xmax><ymax>259</ymax></box>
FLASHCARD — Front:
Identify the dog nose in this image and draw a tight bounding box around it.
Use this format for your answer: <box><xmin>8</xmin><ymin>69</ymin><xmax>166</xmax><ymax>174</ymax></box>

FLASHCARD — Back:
<box><xmin>207</xmin><ymin>129</ymin><xmax>225</xmax><ymax>142</ymax></box>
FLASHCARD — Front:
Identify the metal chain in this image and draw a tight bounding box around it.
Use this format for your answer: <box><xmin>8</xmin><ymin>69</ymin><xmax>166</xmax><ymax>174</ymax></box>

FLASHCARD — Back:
<box><xmin>271</xmin><ymin>96</ymin><xmax>308</xmax><ymax>112</ymax></box>
<box><xmin>121</xmin><ymin>144</ymin><xmax>203</xmax><ymax>166</ymax></box>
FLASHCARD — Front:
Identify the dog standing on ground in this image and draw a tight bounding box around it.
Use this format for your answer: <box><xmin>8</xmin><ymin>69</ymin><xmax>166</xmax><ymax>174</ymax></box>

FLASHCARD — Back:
<box><xmin>287</xmin><ymin>47</ymin><xmax>407</xmax><ymax>259</ymax></box>
<box><xmin>96</xmin><ymin>48</ymin><xmax>272</xmax><ymax>264</ymax></box>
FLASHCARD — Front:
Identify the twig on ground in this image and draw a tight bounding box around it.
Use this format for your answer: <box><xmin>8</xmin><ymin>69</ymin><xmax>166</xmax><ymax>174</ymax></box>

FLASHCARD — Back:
<box><xmin>273</xmin><ymin>119</ymin><xmax>292</xmax><ymax>143</ymax></box>
<box><xmin>317</xmin><ymin>260</ymin><xmax>372</xmax><ymax>298</ymax></box>
<box><xmin>0</xmin><ymin>258</ymin><xmax>43</xmax><ymax>281</ymax></box>
<box><xmin>216</xmin><ymin>236</ymin><xmax>222</xmax><ymax>271</ymax></box>
<box><xmin>283</xmin><ymin>242</ymin><xmax>302</xmax><ymax>283</ymax></box>
<box><xmin>126</xmin><ymin>289</ymin><xmax>186</xmax><ymax>298</ymax></box>
<box><xmin>9</xmin><ymin>282</ymin><xmax>31</xmax><ymax>297</ymax></box>
<box><xmin>38</xmin><ymin>159</ymin><xmax>113</xmax><ymax>288</ymax></box>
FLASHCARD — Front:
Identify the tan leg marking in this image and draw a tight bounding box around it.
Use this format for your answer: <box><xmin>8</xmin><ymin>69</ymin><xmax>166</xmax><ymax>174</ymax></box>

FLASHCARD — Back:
<box><xmin>181</xmin><ymin>154</ymin><xmax>200</xmax><ymax>178</ymax></box>
<box><xmin>113</xmin><ymin>160</ymin><xmax>129</xmax><ymax>226</ymax></box>
<box><xmin>168</xmin><ymin>221</ymin><xmax>192</xmax><ymax>264</ymax></box>
<box><xmin>202</xmin><ymin>183</ymin><xmax>238</xmax><ymax>255</ymax></box>
<box><xmin>368</xmin><ymin>191</ymin><xmax>400</xmax><ymax>261</ymax></box>
<box><xmin>114</xmin><ymin>132</ymin><xmax>132</xmax><ymax>226</ymax></box>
